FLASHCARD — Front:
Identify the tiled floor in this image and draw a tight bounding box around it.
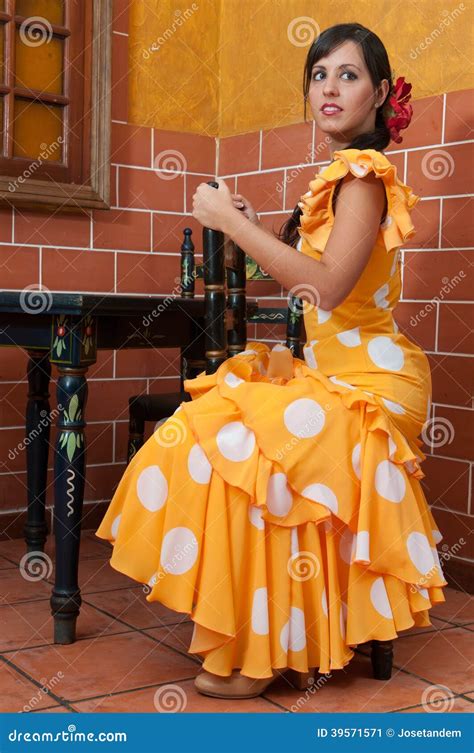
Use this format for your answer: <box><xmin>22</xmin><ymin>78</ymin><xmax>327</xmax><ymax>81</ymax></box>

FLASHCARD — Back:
<box><xmin>0</xmin><ymin>531</ymin><xmax>473</xmax><ymax>714</ymax></box>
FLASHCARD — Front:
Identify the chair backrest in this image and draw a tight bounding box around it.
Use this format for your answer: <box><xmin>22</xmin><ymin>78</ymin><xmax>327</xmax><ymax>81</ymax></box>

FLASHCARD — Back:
<box><xmin>178</xmin><ymin>222</ymin><xmax>305</xmax><ymax>378</ymax></box>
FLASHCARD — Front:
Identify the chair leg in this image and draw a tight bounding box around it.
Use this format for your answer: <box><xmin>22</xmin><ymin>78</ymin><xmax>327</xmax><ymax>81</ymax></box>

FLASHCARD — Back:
<box><xmin>127</xmin><ymin>401</ymin><xmax>145</xmax><ymax>464</ymax></box>
<box><xmin>371</xmin><ymin>639</ymin><xmax>393</xmax><ymax>680</ymax></box>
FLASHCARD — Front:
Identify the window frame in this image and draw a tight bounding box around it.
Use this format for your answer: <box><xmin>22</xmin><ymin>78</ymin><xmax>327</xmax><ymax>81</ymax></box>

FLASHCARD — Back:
<box><xmin>0</xmin><ymin>0</ymin><xmax>112</xmax><ymax>211</ymax></box>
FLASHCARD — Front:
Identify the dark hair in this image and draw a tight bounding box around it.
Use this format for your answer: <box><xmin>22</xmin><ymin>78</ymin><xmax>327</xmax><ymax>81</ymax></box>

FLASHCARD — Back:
<box><xmin>277</xmin><ymin>23</ymin><xmax>393</xmax><ymax>248</ymax></box>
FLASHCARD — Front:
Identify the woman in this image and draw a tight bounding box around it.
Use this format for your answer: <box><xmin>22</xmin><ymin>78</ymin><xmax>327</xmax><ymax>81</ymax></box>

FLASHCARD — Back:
<box><xmin>96</xmin><ymin>22</ymin><xmax>447</xmax><ymax>700</ymax></box>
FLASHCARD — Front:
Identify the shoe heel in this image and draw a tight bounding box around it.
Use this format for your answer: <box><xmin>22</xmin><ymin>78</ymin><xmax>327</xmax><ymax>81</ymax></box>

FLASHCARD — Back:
<box><xmin>285</xmin><ymin>668</ymin><xmax>316</xmax><ymax>690</ymax></box>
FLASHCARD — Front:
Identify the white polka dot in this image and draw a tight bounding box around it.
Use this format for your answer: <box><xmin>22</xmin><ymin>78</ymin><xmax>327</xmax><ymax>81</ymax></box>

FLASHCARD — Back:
<box><xmin>284</xmin><ymin>398</ymin><xmax>326</xmax><ymax>438</ymax></box>
<box><xmin>272</xmin><ymin>343</ymin><xmax>287</xmax><ymax>352</ymax></box>
<box><xmin>415</xmin><ymin>586</ymin><xmax>430</xmax><ymax>600</ymax></box>
<box><xmin>137</xmin><ymin>465</ymin><xmax>168</xmax><ymax>512</ymax></box>
<box><xmin>280</xmin><ymin>606</ymin><xmax>306</xmax><ymax>652</ymax></box>
<box><xmin>147</xmin><ymin>571</ymin><xmax>159</xmax><ymax>588</ymax></box>
<box><xmin>350</xmin><ymin>161</ymin><xmax>368</xmax><ymax>176</ymax></box>
<box><xmin>375</xmin><ymin>459</ymin><xmax>406</xmax><ymax>503</ymax></box>
<box><xmin>321</xmin><ymin>588</ymin><xmax>328</xmax><ymax>616</ymax></box>
<box><xmin>339</xmin><ymin>527</ymin><xmax>355</xmax><ymax>564</ymax></box>
<box><xmin>374</xmin><ymin>283</ymin><xmax>390</xmax><ymax>309</ymax></box>
<box><xmin>303</xmin><ymin>344</ymin><xmax>318</xmax><ymax>368</ymax></box>
<box><xmin>111</xmin><ymin>514</ymin><xmax>121</xmax><ymax>539</ymax></box>
<box><xmin>267</xmin><ymin>473</ymin><xmax>293</xmax><ymax>517</ymax></box>
<box><xmin>388</xmin><ymin>436</ymin><xmax>397</xmax><ymax>457</ymax></box>
<box><xmin>317</xmin><ymin>308</ymin><xmax>332</xmax><ymax>324</ymax></box>
<box><xmin>352</xmin><ymin>443</ymin><xmax>361</xmax><ymax>479</ymax></box>
<box><xmin>367</xmin><ymin>336</ymin><xmax>405</xmax><ymax>371</ymax></box>
<box><xmin>187</xmin><ymin>443</ymin><xmax>212</xmax><ymax>484</ymax></box>
<box><xmin>431</xmin><ymin>546</ymin><xmax>445</xmax><ymax>579</ymax></box>
<box><xmin>390</xmin><ymin>249</ymin><xmax>400</xmax><ymax>277</ymax></box>
<box><xmin>251</xmin><ymin>587</ymin><xmax>269</xmax><ymax>635</ymax></box>
<box><xmin>216</xmin><ymin>421</ymin><xmax>256</xmax><ymax>461</ymax></box>
<box><xmin>304</xmin><ymin>189</ymin><xmax>313</xmax><ymax>197</ymax></box>
<box><xmin>381</xmin><ymin>213</ymin><xmax>393</xmax><ymax>229</ymax></box>
<box><xmin>432</xmin><ymin>529</ymin><xmax>443</xmax><ymax>545</ymax></box>
<box><xmin>329</xmin><ymin>375</ymin><xmax>356</xmax><ymax>390</ymax></box>
<box><xmin>406</xmin><ymin>532</ymin><xmax>436</xmax><ymax>575</ymax></box>
<box><xmin>324</xmin><ymin>518</ymin><xmax>333</xmax><ymax>534</ymax></box>
<box><xmin>336</xmin><ymin>327</ymin><xmax>361</xmax><ymax>347</ymax></box>
<box><xmin>302</xmin><ymin>483</ymin><xmax>338</xmax><ymax>514</ymax></box>
<box><xmin>290</xmin><ymin>527</ymin><xmax>299</xmax><ymax>556</ymax></box>
<box><xmin>224</xmin><ymin>371</ymin><xmax>244</xmax><ymax>388</ymax></box>
<box><xmin>355</xmin><ymin>531</ymin><xmax>370</xmax><ymax>562</ymax></box>
<box><xmin>382</xmin><ymin>397</ymin><xmax>405</xmax><ymax>415</ymax></box>
<box><xmin>296</xmin><ymin>237</ymin><xmax>303</xmax><ymax>252</ymax></box>
<box><xmin>249</xmin><ymin>505</ymin><xmax>265</xmax><ymax>530</ymax></box>
<box><xmin>370</xmin><ymin>577</ymin><xmax>393</xmax><ymax>619</ymax></box>
<box><xmin>160</xmin><ymin>526</ymin><xmax>198</xmax><ymax>575</ymax></box>
<box><xmin>237</xmin><ymin>349</ymin><xmax>257</xmax><ymax>356</ymax></box>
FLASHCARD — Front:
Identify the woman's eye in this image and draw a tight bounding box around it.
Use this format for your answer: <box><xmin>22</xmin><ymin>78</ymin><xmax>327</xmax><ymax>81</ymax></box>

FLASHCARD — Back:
<box><xmin>311</xmin><ymin>71</ymin><xmax>357</xmax><ymax>81</ymax></box>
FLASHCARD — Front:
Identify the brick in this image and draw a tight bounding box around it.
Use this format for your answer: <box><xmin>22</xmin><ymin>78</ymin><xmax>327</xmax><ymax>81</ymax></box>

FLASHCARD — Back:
<box><xmin>152</xmin><ymin>212</ymin><xmax>201</xmax><ymax>253</ymax></box>
<box><xmin>219</xmin><ymin>132</ymin><xmax>260</xmax><ymax>175</ymax></box>
<box><xmin>438</xmin><ymin>303</ymin><xmax>474</xmax><ymax>354</ymax></box>
<box><xmin>0</xmin><ymin>207</ymin><xmax>12</xmax><ymax>243</ymax></box>
<box><xmin>119</xmin><ymin>166</ymin><xmax>184</xmax><ymax>211</ymax></box>
<box><xmin>14</xmin><ymin>208</ymin><xmax>90</xmax><ymax>247</ymax></box>
<box><xmin>153</xmin><ymin>129</ymin><xmax>215</xmax><ymax>175</ymax></box>
<box><xmin>445</xmin><ymin>89</ymin><xmax>473</xmax><ymax>143</ymax></box>
<box><xmin>42</xmin><ymin>248</ymin><xmax>114</xmax><ymax>293</ymax></box>
<box><xmin>410</xmin><ymin>199</ymin><xmax>440</xmax><ymax>248</ymax></box>
<box><xmin>111</xmin><ymin>122</ymin><xmax>151</xmax><ymax>168</ymax></box>
<box><xmin>261</xmin><ymin>121</ymin><xmax>314</xmax><ymax>170</ymax></box>
<box><xmin>442</xmin><ymin>197</ymin><xmax>473</xmax><ymax>248</ymax></box>
<box><xmin>237</xmin><ymin>169</ymin><xmax>286</xmax><ymax>213</ymax></box>
<box><xmin>403</xmin><ymin>250</ymin><xmax>473</xmax><ymax>301</ymax></box>
<box><xmin>93</xmin><ymin>208</ymin><xmax>151</xmax><ymax>252</ymax></box>
<box><xmin>0</xmin><ymin>245</ymin><xmax>39</xmax><ymax>288</ymax></box>
<box><xmin>407</xmin><ymin>143</ymin><xmax>473</xmax><ymax>198</ymax></box>
<box><xmin>422</xmin><ymin>455</ymin><xmax>470</xmax><ymax>514</ymax></box>
<box><xmin>392</xmin><ymin>95</ymin><xmax>443</xmax><ymax>150</ymax></box>
<box><xmin>428</xmin><ymin>353</ymin><xmax>474</xmax><ymax>407</ymax></box>
<box><xmin>393</xmin><ymin>301</ymin><xmax>437</xmax><ymax>351</ymax></box>
<box><xmin>116</xmin><ymin>251</ymin><xmax>179</xmax><ymax>294</ymax></box>
<box><xmin>431</xmin><ymin>405</ymin><xmax>473</xmax><ymax>461</ymax></box>
<box><xmin>85</xmin><ymin>378</ymin><xmax>147</xmax><ymax>422</ymax></box>
<box><xmin>111</xmin><ymin>32</ymin><xmax>128</xmax><ymax>122</ymax></box>
<box><xmin>113</xmin><ymin>0</ymin><xmax>129</xmax><ymax>33</ymax></box>
<box><xmin>115</xmin><ymin>347</ymin><xmax>181</xmax><ymax>378</ymax></box>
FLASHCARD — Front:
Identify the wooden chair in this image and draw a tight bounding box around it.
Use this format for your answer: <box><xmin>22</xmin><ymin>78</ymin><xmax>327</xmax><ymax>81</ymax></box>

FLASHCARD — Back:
<box><xmin>126</xmin><ymin>190</ymin><xmax>304</xmax><ymax>464</ymax></box>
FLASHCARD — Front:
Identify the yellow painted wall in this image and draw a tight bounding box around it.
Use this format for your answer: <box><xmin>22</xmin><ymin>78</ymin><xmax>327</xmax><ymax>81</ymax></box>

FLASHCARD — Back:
<box><xmin>129</xmin><ymin>0</ymin><xmax>474</xmax><ymax>136</ymax></box>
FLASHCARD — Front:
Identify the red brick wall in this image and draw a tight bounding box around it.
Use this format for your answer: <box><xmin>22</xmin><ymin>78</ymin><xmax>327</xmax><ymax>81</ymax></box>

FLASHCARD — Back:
<box><xmin>0</xmin><ymin>2</ymin><xmax>472</xmax><ymax>586</ymax></box>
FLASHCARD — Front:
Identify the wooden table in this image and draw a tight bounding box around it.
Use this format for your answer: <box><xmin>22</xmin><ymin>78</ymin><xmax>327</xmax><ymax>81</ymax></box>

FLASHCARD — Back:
<box><xmin>0</xmin><ymin>291</ymin><xmax>247</xmax><ymax>644</ymax></box>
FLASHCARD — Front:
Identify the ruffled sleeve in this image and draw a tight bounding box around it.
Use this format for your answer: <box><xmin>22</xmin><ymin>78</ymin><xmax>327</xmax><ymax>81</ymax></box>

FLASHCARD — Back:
<box><xmin>296</xmin><ymin>148</ymin><xmax>420</xmax><ymax>257</ymax></box>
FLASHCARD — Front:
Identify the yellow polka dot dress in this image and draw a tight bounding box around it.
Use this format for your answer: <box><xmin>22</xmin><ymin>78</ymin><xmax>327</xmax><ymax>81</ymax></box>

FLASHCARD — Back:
<box><xmin>95</xmin><ymin>148</ymin><xmax>447</xmax><ymax>679</ymax></box>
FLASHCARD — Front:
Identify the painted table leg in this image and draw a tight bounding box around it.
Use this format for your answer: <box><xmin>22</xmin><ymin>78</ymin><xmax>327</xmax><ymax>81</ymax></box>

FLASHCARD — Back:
<box><xmin>50</xmin><ymin>366</ymin><xmax>88</xmax><ymax>644</ymax></box>
<box><xmin>24</xmin><ymin>350</ymin><xmax>51</xmax><ymax>554</ymax></box>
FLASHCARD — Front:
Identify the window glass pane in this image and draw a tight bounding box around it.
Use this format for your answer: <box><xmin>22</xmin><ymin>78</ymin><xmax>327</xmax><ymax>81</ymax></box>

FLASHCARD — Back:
<box><xmin>15</xmin><ymin>28</ymin><xmax>63</xmax><ymax>93</ymax></box>
<box><xmin>15</xmin><ymin>0</ymin><xmax>64</xmax><ymax>26</ymax></box>
<box><xmin>13</xmin><ymin>98</ymin><xmax>63</xmax><ymax>160</ymax></box>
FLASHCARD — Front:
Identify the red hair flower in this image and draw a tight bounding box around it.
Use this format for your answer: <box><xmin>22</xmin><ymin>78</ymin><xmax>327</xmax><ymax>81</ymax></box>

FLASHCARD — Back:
<box><xmin>383</xmin><ymin>76</ymin><xmax>413</xmax><ymax>144</ymax></box>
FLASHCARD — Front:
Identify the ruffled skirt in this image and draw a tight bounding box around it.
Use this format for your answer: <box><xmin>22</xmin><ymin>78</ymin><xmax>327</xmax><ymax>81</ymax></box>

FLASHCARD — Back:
<box><xmin>95</xmin><ymin>342</ymin><xmax>447</xmax><ymax>678</ymax></box>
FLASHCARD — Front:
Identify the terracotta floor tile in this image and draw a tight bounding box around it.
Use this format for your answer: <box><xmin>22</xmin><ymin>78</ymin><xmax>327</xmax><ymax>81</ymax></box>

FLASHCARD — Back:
<box><xmin>31</xmin><ymin>705</ymin><xmax>72</xmax><ymax>713</ymax></box>
<box><xmin>84</xmin><ymin>588</ymin><xmax>191</xmax><ymax>630</ymax></box>
<box><xmin>0</xmin><ymin>568</ymin><xmax>51</xmax><ymax>605</ymax></box>
<box><xmin>0</xmin><ymin>598</ymin><xmax>133</xmax><ymax>653</ymax></box>
<box><xmin>431</xmin><ymin>588</ymin><xmax>474</xmax><ymax>625</ymax></box>
<box><xmin>10</xmin><ymin>631</ymin><xmax>199</xmax><ymax>702</ymax></box>
<box><xmin>75</xmin><ymin>557</ymin><xmax>140</xmax><ymax>594</ymax></box>
<box><xmin>402</xmin><ymin>695</ymin><xmax>474</xmax><ymax>712</ymax></box>
<box><xmin>71</xmin><ymin>677</ymin><xmax>283</xmax><ymax>713</ymax></box>
<box><xmin>0</xmin><ymin>555</ymin><xmax>16</xmax><ymax>569</ymax></box>
<box><xmin>265</xmin><ymin>653</ymin><xmax>439</xmax><ymax>713</ymax></box>
<box><xmin>0</xmin><ymin>531</ymin><xmax>110</xmax><ymax>564</ymax></box>
<box><xmin>0</xmin><ymin>660</ymin><xmax>63</xmax><ymax>713</ymax></box>
<box><xmin>392</xmin><ymin>627</ymin><xmax>473</xmax><ymax>693</ymax></box>
<box><xmin>356</xmin><ymin>617</ymin><xmax>455</xmax><ymax>655</ymax></box>
<box><xmin>146</xmin><ymin>622</ymin><xmax>196</xmax><ymax>658</ymax></box>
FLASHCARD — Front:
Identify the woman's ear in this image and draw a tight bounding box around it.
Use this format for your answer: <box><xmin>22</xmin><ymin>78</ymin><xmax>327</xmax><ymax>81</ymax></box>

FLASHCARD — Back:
<box><xmin>377</xmin><ymin>78</ymin><xmax>390</xmax><ymax>106</ymax></box>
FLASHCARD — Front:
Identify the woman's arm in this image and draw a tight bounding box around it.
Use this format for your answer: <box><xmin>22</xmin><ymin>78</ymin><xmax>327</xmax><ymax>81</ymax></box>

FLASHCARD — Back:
<box><xmin>222</xmin><ymin>173</ymin><xmax>386</xmax><ymax>310</ymax></box>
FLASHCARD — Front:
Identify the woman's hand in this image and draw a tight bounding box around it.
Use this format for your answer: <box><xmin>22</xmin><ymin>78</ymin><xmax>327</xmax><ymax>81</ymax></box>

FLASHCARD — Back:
<box><xmin>230</xmin><ymin>193</ymin><xmax>260</xmax><ymax>225</ymax></box>
<box><xmin>192</xmin><ymin>178</ymin><xmax>238</xmax><ymax>232</ymax></box>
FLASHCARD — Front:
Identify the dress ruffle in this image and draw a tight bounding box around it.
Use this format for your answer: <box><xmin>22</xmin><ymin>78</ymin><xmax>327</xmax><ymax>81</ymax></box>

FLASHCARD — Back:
<box><xmin>297</xmin><ymin>148</ymin><xmax>420</xmax><ymax>257</ymax></box>
<box><xmin>96</xmin><ymin>341</ymin><xmax>447</xmax><ymax>678</ymax></box>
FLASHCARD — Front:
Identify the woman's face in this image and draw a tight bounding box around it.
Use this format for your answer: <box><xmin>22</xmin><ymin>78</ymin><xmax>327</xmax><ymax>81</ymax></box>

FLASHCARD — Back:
<box><xmin>308</xmin><ymin>40</ymin><xmax>389</xmax><ymax>144</ymax></box>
